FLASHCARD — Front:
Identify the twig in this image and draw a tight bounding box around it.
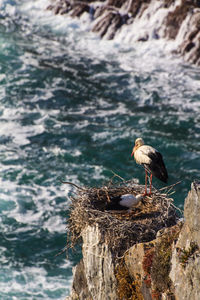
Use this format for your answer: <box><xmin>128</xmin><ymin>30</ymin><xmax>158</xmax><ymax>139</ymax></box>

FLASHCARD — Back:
<box><xmin>171</xmin><ymin>202</ymin><xmax>184</xmax><ymax>216</ymax></box>
<box><xmin>55</xmin><ymin>246</ymin><xmax>67</xmax><ymax>257</ymax></box>
<box><xmin>109</xmin><ymin>169</ymin><xmax>125</xmax><ymax>182</ymax></box>
<box><xmin>60</xmin><ymin>180</ymin><xmax>86</xmax><ymax>190</ymax></box>
<box><xmin>104</xmin><ymin>186</ymin><xmax>111</xmax><ymax>202</ymax></box>
<box><xmin>159</xmin><ymin>181</ymin><xmax>182</xmax><ymax>192</ymax></box>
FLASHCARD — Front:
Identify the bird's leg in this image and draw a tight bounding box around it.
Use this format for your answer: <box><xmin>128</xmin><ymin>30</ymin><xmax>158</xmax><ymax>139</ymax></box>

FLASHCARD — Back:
<box><xmin>149</xmin><ymin>173</ymin><xmax>153</xmax><ymax>196</ymax></box>
<box><xmin>143</xmin><ymin>170</ymin><xmax>148</xmax><ymax>196</ymax></box>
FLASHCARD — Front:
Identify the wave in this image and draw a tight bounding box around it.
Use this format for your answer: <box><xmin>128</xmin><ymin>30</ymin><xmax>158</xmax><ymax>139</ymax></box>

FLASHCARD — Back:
<box><xmin>0</xmin><ymin>263</ymin><xmax>72</xmax><ymax>299</ymax></box>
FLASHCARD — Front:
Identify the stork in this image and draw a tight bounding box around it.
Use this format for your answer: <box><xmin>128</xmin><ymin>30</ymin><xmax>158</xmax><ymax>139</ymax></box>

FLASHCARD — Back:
<box><xmin>131</xmin><ymin>138</ymin><xmax>168</xmax><ymax>196</ymax></box>
<box><xmin>106</xmin><ymin>193</ymin><xmax>143</xmax><ymax>211</ymax></box>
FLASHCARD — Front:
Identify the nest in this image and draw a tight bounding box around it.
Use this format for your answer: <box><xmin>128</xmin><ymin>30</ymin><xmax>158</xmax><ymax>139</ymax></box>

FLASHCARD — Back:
<box><xmin>66</xmin><ymin>180</ymin><xmax>180</xmax><ymax>258</ymax></box>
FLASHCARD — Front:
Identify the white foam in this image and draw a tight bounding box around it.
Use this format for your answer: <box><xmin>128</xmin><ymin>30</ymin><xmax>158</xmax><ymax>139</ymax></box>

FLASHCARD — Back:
<box><xmin>0</xmin><ymin>107</ymin><xmax>45</xmax><ymax>145</ymax></box>
<box><xmin>43</xmin><ymin>214</ymin><xmax>66</xmax><ymax>233</ymax></box>
<box><xmin>18</xmin><ymin>0</ymin><xmax>50</xmax><ymax>15</ymax></box>
<box><xmin>0</xmin><ymin>264</ymin><xmax>72</xmax><ymax>298</ymax></box>
<box><xmin>0</xmin><ymin>175</ymin><xmax>69</xmax><ymax>234</ymax></box>
<box><xmin>18</xmin><ymin>0</ymin><xmax>82</xmax><ymax>35</ymax></box>
<box><xmin>49</xmin><ymin>146</ymin><xmax>66</xmax><ymax>156</ymax></box>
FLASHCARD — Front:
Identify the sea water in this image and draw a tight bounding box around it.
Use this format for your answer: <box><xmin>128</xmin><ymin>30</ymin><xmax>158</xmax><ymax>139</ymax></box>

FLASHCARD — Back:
<box><xmin>0</xmin><ymin>0</ymin><xmax>200</xmax><ymax>298</ymax></box>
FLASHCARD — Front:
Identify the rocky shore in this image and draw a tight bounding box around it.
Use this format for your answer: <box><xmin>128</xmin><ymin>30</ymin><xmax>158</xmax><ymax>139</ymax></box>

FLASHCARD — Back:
<box><xmin>66</xmin><ymin>181</ymin><xmax>200</xmax><ymax>300</ymax></box>
<box><xmin>47</xmin><ymin>0</ymin><xmax>200</xmax><ymax>66</ymax></box>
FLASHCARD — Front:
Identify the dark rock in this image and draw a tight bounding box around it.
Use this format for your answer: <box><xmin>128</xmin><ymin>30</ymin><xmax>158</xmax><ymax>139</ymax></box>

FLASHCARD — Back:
<box><xmin>46</xmin><ymin>5</ymin><xmax>54</xmax><ymax>10</ymax></box>
<box><xmin>55</xmin><ymin>5</ymin><xmax>63</xmax><ymax>15</ymax></box>
<box><xmin>107</xmin><ymin>0</ymin><xmax>124</xmax><ymax>8</ymax></box>
<box><xmin>164</xmin><ymin>0</ymin><xmax>176</xmax><ymax>9</ymax></box>
<box><xmin>92</xmin><ymin>11</ymin><xmax>115</xmax><ymax>38</ymax></box>
<box><xmin>70</xmin><ymin>3</ymin><xmax>90</xmax><ymax>17</ymax></box>
<box><xmin>184</xmin><ymin>42</ymin><xmax>195</xmax><ymax>52</ymax></box>
<box><xmin>129</xmin><ymin>0</ymin><xmax>151</xmax><ymax>18</ymax></box>
<box><xmin>188</xmin><ymin>29</ymin><xmax>199</xmax><ymax>40</ymax></box>
<box><xmin>165</xmin><ymin>2</ymin><xmax>196</xmax><ymax>39</ymax></box>
<box><xmin>104</xmin><ymin>13</ymin><xmax>126</xmax><ymax>39</ymax></box>
<box><xmin>138</xmin><ymin>34</ymin><xmax>149</xmax><ymax>42</ymax></box>
<box><xmin>60</xmin><ymin>7</ymin><xmax>71</xmax><ymax>15</ymax></box>
<box><xmin>93</xmin><ymin>6</ymin><xmax>106</xmax><ymax>19</ymax></box>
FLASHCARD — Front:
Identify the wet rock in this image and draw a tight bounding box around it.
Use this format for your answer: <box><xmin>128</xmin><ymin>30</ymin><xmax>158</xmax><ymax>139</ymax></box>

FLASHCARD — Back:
<box><xmin>55</xmin><ymin>5</ymin><xmax>63</xmax><ymax>14</ymax></box>
<box><xmin>103</xmin><ymin>13</ymin><xmax>122</xmax><ymax>39</ymax></box>
<box><xmin>92</xmin><ymin>11</ymin><xmax>116</xmax><ymax>38</ymax></box>
<box><xmin>70</xmin><ymin>3</ymin><xmax>90</xmax><ymax>17</ymax></box>
<box><xmin>107</xmin><ymin>0</ymin><xmax>124</xmax><ymax>8</ymax></box>
<box><xmin>165</xmin><ymin>2</ymin><xmax>193</xmax><ymax>39</ymax></box>
<box><xmin>129</xmin><ymin>0</ymin><xmax>151</xmax><ymax>18</ymax></box>
<box><xmin>46</xmin><ymin>4</ymin><xmax>54</xmax><ymax>11</ymax></box>
<box><xmin>46</xmin><ymin>0</ymin><xmax>200</xmax><ymax>65</ymax></box>
<box><xmin>177</xmin><ymin>9</ymin><xmax>200</xmax><ymax>66</ymax></box>
<box><xmin>93</xmin><ymin>6</ymin><xmax>106</xmax><ymax>19</ymax></box>
<box><xmin>138</xmin><ymin>34</ymin><xmax>149</xmax><ymax>42</ymax></box>
<box><xmin>93</xmin><ymin>11</ymin><xmax>126</xmax><ymax>39</ymax></box>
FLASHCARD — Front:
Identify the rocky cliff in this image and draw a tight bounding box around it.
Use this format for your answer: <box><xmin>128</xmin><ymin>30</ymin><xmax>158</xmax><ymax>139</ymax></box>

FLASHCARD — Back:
<box><xmin>65</xmin><ymin>181</ymin><xmax>200</xmax><ymax>300</ymax></box>
<box><xmin>47</xmin><ymin>0</ymin><xmax>200</xmax><ymax>66</ymax></box>
<box><xmin>170</xmin><ymin>181</ymin><xmax>200</xmax><ymax>300</ymax></box>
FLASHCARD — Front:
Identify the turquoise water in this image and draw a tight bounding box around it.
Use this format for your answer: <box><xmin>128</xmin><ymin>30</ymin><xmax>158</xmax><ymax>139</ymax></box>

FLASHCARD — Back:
<box><xmin>0</xmin><ymin>0</ymin><xmax>200</xmax><ymax>298</ymax></box>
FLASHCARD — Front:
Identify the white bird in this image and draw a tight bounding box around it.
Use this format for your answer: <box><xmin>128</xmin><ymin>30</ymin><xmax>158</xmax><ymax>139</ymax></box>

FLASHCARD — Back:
<box><xmin>131</xmin><ymin>137</ymin><xmax>168</xmax><ymax>196</ymax></box>
<box><xmin>106</xmin><ymin>194</ymin><xmax>143</xmax><ymax>211</ymax></box>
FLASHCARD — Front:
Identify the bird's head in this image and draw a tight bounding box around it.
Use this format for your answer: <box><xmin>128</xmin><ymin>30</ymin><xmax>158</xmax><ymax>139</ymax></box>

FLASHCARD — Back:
<box><xmin>131</xmin><ymin>137</ymin><xmax>144</xmax><ymax>156</ymax></box>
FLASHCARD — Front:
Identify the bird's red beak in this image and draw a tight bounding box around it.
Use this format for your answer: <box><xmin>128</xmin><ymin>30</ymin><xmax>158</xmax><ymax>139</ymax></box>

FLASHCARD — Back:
<box><xmin>131</xmin><ymin>146</ymin><xmax>135</xmax><ymax>157</ymax></box>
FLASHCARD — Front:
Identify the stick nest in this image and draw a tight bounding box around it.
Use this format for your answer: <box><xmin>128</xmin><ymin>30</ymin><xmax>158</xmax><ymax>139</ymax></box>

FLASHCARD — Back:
<box><xmin>67</xmin><ymin>180</ymin><xmax>180</xmax><ymax>258</ymax></box>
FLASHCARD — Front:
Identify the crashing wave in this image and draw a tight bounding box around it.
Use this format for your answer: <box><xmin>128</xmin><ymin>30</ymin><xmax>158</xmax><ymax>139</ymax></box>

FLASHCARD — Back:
<box><xmin>47</xmin><ymin>0</ymin><xmax>200</xmax><ymax>66</ymax></box>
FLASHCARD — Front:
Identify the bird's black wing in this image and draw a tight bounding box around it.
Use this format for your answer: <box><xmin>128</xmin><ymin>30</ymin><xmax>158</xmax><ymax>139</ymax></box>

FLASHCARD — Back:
<box><xmin>144</xmin><ymin>151</ymin><xmax>168</xmax><ymax>183</ymax></box>
<box><xmin>105</xmin><ymin>196</ymin><xmax>129</xmax><ymax>210</ymax></box>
